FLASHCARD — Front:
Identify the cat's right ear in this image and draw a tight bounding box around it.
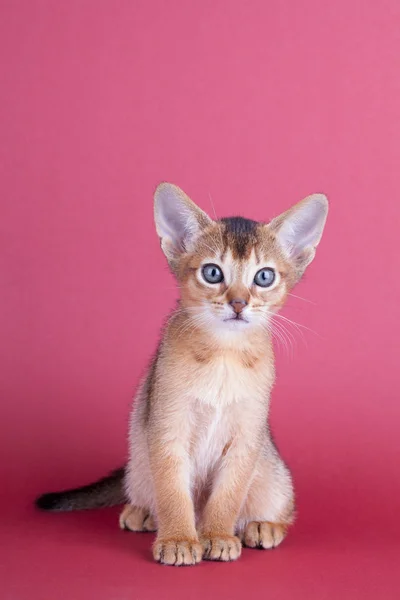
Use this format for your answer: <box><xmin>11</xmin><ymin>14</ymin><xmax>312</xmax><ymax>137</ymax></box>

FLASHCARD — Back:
<box><xmin>154</xmin><ymin>183</ymin><xmax>212</xmax><ymax>260</ymax></box>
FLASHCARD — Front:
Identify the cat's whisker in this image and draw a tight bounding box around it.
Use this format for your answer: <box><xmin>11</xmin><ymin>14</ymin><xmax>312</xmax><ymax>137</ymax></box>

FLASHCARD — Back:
<box><xmin>208</xmin><ymin>191</ymin><xmax>218</xmax><ymax>220</ymax></box>
<box><xmin>266</xmin><ymin>322</ymin><xmax>289</xmax><ymax>357</ymax></box>
<box><xmin>267</xmin><ymin>319</ymin><xmax>294</xmax><ymax>358</ymax></box>
<box><xmin>175</xmin><ymin>317</ymin><xmax>198</xmax><ymax>338</ymax></box>
<box><xmin>261</xmin><ymin>310</ymin><xmax>298</xmax><ymax>357</ymax></box>
<box><xmin>287</xmin><ymin>292</ymin><xmax>316</xmax><ymax>305</ymax></box>
<box><xmin>175</xmin><ymin>309</ymin><xmax>212</xmax><ymax>338</ymax></box>
<box><xmin>272</xmin><ymin>313</ymin><xmax>319</xmax><ymax>340</ymax></box>
<box><xmin>208</xmin><ymin>191</ymin><xmax>225</xmax><ymax>251</ymax></box>
<box><xmin>267</xmin><ymin>315</ymin><xmax>308</xmax><ymax>354</ymax></box>
<box><xmin>40</xmin><ymin>183</ymin><xmax>328</xmax><ymax>565</ymax></box>
<box><xmin>274</xmin><ymin>316</ymin><xmax>306</xmax><ymax>345</ymax></box>
<box><xmin>275</xmin><ymin>320</ymin><xmax>296</xmax><ymax>357</ymax></box>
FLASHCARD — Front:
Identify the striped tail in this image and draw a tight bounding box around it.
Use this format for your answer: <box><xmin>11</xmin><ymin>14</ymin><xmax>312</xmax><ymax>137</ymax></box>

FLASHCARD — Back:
<box><xmin>35</xmin><ymin>467</ymin><xmax>126</xmax><ymax>512</ymax></box>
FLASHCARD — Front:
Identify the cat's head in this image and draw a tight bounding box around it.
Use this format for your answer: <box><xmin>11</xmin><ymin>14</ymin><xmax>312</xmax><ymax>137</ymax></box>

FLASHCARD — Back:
<box><xmin>154</xmin><ymin>183</ymin><xmax>328</xmax><ymax>338</ymax></box>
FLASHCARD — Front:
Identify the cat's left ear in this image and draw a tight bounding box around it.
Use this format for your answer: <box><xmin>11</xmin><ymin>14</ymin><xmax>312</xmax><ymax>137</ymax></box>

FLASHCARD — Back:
<box><xmin>154</xmin><ymin>183</ymin><xmax>212</xmax><ymax>261</ymax></box>
<box><xmin>269</xmin><ymin>194</ymin><xmax>328</xmax><ymax>273</ymax></box>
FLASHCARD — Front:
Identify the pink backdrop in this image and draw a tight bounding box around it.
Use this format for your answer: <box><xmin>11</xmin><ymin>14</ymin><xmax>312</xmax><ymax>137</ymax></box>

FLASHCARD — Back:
<box><xmin>1</xmin><ymin>1</ymin><xmax>399</xmax><ymax>598</ymax></box>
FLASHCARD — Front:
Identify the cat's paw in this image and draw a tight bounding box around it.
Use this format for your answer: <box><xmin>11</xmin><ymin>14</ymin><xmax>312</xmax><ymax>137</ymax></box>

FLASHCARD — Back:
<box><xmin>153</xmin><ymin>537</ymin><xmax>203</xmax><ymax>566</ymax></box>
<box><xmin>242</xmin><ymin>521</ymin><xmax>287</xmax><ymax>549</ymax></box>
<box><xmin>119</xmin><ymin>505</ymin><xmax>156</xmax><ymax>532</ymax></box>
<box><xmin>201</xmin><ymin>534</ymin><xmax>242</xmax><ymax>561</ymax></box>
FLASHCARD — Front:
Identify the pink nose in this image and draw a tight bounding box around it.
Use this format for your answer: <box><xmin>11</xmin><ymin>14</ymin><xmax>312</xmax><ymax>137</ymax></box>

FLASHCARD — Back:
<box><xmin>229</xmin><ymin>299</ymin><xmax>247</xmax><ymax>314</ymax></box>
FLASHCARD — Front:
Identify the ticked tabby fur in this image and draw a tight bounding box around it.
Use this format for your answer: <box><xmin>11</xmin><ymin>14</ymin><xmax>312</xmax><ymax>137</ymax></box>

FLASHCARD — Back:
<box><xmin>37</xmin><ymin>183</ymin><xmax>328</xmax><ymax>565</ymax></box>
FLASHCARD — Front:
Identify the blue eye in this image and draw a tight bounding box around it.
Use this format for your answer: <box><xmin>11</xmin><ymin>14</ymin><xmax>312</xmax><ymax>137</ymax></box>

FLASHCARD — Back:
<box><xmin>202</xmin><ymin>264</ymin><xmax>224</xmax><ymax>284</ymax></box>
<box><xmin>254</xmin><ymin>268</ymin><xmax>275</xmax><ymax>288</ymax></box>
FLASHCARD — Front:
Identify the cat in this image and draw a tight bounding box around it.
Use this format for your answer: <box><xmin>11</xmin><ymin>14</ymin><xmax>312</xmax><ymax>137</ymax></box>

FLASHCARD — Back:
<box><xmin>36</xmin><ymin>183</ymin><xmax>328</xmax><ymax>566</ymax></box>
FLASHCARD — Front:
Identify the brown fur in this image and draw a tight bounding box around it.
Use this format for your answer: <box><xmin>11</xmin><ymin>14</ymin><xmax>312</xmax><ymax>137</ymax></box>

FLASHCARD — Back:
<box><xmin>36</xmin><ymin>183</ymin><xmax>328</xmax><ymax>567</ymax></box>
<box><xmin>123</xmin><ymin>184</ymin><xmax>327</xmax><ymax>565</ymax></box>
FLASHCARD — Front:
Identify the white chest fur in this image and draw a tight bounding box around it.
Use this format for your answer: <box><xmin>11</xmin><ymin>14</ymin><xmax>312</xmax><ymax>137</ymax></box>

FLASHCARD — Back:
<box><xmin>189</xmin><ymin>401</ymin><xmax>231</xmax><ymax>489</ymax></box>
<box><xmin>186</xmin><ymin>354</ymin><xmax>272</xmax><ymax>489</ymax></box>
<box><xmin>187</xmin><ymin>354</ymin><xmax>265</xmax><ymax>407</ymax></box>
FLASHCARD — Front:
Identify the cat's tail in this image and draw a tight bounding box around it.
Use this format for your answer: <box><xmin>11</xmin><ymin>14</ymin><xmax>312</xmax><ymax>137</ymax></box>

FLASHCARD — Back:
<box><xmin>35</xmin><ymin>467</ymin><xmax>126</xmax><ymax>512</ymax></box>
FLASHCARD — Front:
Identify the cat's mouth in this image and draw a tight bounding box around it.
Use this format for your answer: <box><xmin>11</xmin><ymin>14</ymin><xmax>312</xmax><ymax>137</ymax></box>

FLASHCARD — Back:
<box><xmin>223</xmin><ymin>314</ymin><xmax>249</xmax><ymax>324</ymax></box>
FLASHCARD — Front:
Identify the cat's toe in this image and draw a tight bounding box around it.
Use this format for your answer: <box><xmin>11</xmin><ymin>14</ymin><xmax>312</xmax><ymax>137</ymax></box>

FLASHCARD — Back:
<box><xmin>243</xmin><ymin>521</ymin><xmax>287</xmax><ymax>549</ymax></box>
<box><xmin>119</xmin><ymin>505</ymin><xmax>156</xmax><ymax>532</ymax></box>
<box><xmin>153</xmin><ymin>538</ymin><xmax>203</xmax><ymax>566</ymax></box>
<box><xmin>201</xmin><ymin>535</ymin><xmax>242</xmax><ymax>561</ymax></box>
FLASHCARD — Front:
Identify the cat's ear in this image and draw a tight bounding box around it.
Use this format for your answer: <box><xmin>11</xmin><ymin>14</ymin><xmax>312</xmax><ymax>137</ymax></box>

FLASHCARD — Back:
<box><xmin>154</xmin><ymin>183</ymin><xmax>212</xmax><ymax>260</ymax></box>
<box><xmin>269</xmin><ymin>194</ymin><xmax>328</xmax><ymax>272</ymax></box>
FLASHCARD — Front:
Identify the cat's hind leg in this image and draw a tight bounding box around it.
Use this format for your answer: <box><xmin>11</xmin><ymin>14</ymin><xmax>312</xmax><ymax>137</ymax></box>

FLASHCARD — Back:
<box><xmin>119</xmin><ymin>505</ymin><xmax>157</xmax><ymax>532</ymax></box>
<box><xmin>238</xmin><ymin>446</ymin><xmax>295</xmax><ymax>550</ymax></box>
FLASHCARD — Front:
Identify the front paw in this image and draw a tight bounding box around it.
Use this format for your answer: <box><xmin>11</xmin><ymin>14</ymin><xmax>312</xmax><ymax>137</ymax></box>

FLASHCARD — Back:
<box><xmin>201</xmin><ymin>534</ymin><xmax>242</xmax><ymax>561</ymax></box>
<box><xmin>153</xmin><ymin>537</ymin><xmax>203</xmax><ymax>566</ymax></box>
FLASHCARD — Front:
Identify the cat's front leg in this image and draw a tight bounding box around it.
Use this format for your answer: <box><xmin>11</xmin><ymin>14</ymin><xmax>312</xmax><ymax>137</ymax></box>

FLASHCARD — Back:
<box><xmin>148</xmin><ymin>436</ymin><xmax>202</xmax><ymax>566</ymax></box>
<box><xmin>199</xmin><ymin>437</ymin><xmax>260</xmax><ymax>562</ymax></box>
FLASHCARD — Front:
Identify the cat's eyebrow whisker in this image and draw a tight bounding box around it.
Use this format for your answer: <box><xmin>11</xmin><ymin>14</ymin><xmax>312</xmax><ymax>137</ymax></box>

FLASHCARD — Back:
<box><xmin>200</xmin><ymin>241</ymin><xmax>222</xmax><ymax>256</ymax></box>
<box><xmin>208</xmin><ymin>191</ymin><xmax>218</xmax><ymax>220</ymax></box>
<box><xmin>208</xmin><ymin>191</ymin><xmax>225</xmax><ymax>249</ymax></box>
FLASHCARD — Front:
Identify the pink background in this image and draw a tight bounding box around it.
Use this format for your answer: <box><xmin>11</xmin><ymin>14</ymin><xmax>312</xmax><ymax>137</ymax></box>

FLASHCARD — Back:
<box><xmin>1</xmin><ymin>1</ymin><xmax>400</xmax><ymax>598</ymax></box>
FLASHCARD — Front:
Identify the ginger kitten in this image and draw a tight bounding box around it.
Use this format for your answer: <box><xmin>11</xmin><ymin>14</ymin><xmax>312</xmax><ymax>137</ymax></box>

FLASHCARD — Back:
<box><xmin>37</xmin><ymin>183</ymin><xmax>328</xmax><ymax>566</ymax></box>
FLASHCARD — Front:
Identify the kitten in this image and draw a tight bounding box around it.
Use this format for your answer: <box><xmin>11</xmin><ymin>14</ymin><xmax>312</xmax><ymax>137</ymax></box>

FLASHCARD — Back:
<box><xmin>36</xmin><ymin>183</ymin><xmax>328</xmax><ymax>566</ymax></box>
